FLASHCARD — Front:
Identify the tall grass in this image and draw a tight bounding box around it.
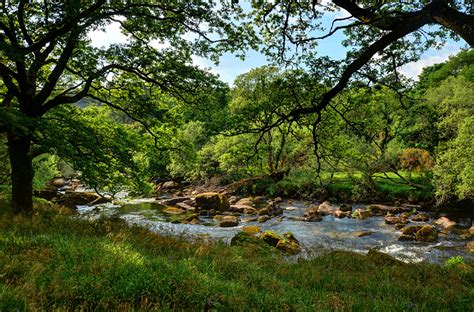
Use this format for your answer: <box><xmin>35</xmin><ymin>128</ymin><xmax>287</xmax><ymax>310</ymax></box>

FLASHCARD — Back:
<box><xmin>1</xmin><ymin>201</ymin><xmax>472</xmax><ymax>311</ymax></box>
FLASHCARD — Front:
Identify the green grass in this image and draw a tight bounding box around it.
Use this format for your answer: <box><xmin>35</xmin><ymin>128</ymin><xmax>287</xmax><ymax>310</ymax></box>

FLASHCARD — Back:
<box><xmin>1</xmin><ymin>202</ymin><xmax>473</xmax><ymax>311</ymax></box>
<box><xmin>271</xmin><ymin>170</ymin><xmax>433</xmax><ymax>202</ymax></box>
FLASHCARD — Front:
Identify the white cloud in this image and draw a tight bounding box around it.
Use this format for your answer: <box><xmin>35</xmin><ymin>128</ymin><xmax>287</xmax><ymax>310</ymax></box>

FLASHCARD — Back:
<box><xmin>399</xmin><ymin>44</ymin><xmax>461</xmax><ymax>80</ymax></box>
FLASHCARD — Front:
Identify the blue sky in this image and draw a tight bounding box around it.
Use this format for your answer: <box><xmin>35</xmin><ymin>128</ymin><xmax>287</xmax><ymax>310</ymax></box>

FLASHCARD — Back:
<box><xmin>89</xmin><ymin>4</ymin><xmax>467</xmax><ymax>86</ymax></box>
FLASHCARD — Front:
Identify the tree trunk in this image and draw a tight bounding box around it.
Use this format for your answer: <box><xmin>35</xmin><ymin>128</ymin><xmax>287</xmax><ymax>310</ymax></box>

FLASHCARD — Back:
<box><xmin>7</xmin><ymin>132</ymin><xmax>34</xmax><ymax>214</ymax></box>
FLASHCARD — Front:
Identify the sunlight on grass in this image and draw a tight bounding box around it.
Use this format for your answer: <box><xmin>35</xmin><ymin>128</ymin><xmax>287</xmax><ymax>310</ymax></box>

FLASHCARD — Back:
<box><xmin>101</xmin><ymin>241</ymin><xmax>145</xmax><ymax>266</ymax></box>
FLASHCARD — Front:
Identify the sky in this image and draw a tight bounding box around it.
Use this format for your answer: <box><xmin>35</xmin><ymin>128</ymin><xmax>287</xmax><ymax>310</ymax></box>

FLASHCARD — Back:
<box><xmin>88</xmin><ymin>5</ymin><xmax>467</xmax><ymax>86</ymax></box>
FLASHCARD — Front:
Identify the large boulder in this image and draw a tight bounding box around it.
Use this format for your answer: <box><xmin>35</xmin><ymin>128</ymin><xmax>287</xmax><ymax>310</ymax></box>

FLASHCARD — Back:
<box><xmin>434</xmin><ymin>217</ymin><xmax>456</xmax><ymax>230</ymax></box>
<box><xmin>195</xmin><ymin>192</ymin><xmax>229</xmax><ymax>212</ymax></box>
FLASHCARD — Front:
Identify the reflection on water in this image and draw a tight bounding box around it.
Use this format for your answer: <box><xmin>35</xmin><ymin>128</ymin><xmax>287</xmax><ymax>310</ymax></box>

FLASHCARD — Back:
<box><xmin>77</xmin><ymin>199</ymin><xmax>473</xmax><ymax>264</ymax></box>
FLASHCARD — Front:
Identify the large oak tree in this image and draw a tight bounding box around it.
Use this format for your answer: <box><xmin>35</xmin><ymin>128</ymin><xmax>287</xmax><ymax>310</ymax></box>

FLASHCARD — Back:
<box><xmin>0</xmin><ymin>0</ymin><xmax>248</xmax><ymax>214</ymax></box>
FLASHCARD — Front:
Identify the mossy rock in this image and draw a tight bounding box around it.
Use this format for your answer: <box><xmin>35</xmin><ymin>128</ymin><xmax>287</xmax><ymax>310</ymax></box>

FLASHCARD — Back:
<box><xmin>402</xmin><ymin>225</ymin><xmax>424</xmax><ymax>236</ymax></box>
<box><xmin>367</xmin><ymin>249</ymin><xmax>403</xmax><ymax>266</ymax></box>
<box><xmin>352</xmin><ymin>208</ymin><xmax>371</xmax><ymax>220</ymax></box>
<box><xmin>276</xmin><ymin>239</ymin><xmax>301</xmax><ymax>255</ymax></box>
<box><xmin>259</xmin><ymin>230</ymin><xmax>281</xmax><ymax>247</ymax></box>
<box><xmin>242</xmin><ymin>225</ymin><xmax>262</xmax><ymax>235</ymax></box>
<box><xmin>170</xmin><ymin>213</ymin><xmax>199</xmax><ymax>224</ymax></box>
<box><xmin>415</xmin><ymin>225</ymin><xmax>438</xmax><ymax>242</ymax></box>
<box><xmin>195</xmin><ymin>192</ymin><xmax>229</xmax><ymax>212</ymax></box>
<box><xmin>230</xmin><ymin>232</ymin><xmax>268</xmax><ymax>250</ymax></box>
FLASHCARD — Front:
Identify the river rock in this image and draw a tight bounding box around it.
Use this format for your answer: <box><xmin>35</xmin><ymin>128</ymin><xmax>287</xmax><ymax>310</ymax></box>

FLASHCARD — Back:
<box><xmin>276</xmin><ymin>233</ymin><xmax>301</xmax><ymax>255</ymax></box>
<box><xmin>241</xmin><ymin>217</ymin><xmax>259</xmax><ymax>223</ymax></box>
<box><xmin>415</xmin><ymin>225</ymin><xmax>438</xmax><ymax>242</ymax></box>
<box><xmin>285</xmin><ymin>206</ymin><xmax>297</xmax><ymax>211</ymax></box>
<box><xmin>411</xmin><ymin>213</ymin><xmax>429</xmax><ymax>222</ymax></box>
<box><xmin>230</xmin><ymin>232</ymin><xmax>263</xmax><ymax>247</ymax></box>
<box><xmin>160</xmin><ymin>181</ymin><xmax>179</xmax><ymax>190</ymax></box>
<box><xmin>274</xmin><ymin>197</ymin><xmax>283</xmax><ymax>203</ymax></box>
<box><xmin>302</xmin><ymin>207</ymin><xmax>322</xmax><ymax>222</ymax></box>
<box><xmin>56</xmin><ymin>191</ymin><xmax>110</xmax><ymax>208</ymax></box>
<box><xmin>160</xmin><ymin>197</ymin><xmax>189</xmax><ymax>206</ymax></box>
<box><xmin>434</xmin><ymin>217</ymin><xmax>456</xmax><ymax>230</ymax></box>
<box><xmin>182</xmin><ymin>199</ymin><xmax>196</xmax><ymax>207</ymax></box>
<box><xmin>318</xmin><ymin>201</ymin><xmax>336</xmax><ymax>215</ymax></box>
<box><xmin>163</xmin><ymin>207</ymin><xmax>186</xmax><ymax>214</ymax></box>
<box><xmin>242</xmin><ymin>225</ymin><xmax>262</xmax><ymax>235</ymax></box>
<box><xmin>228</xmin><ymin>196</ymin><xmax>239</xmax><ymax>205</ymax></box>
<box><xmin>259</xmin><ymin>230</ymin><xmax>281</xmax><ymax>247</ymax></box>
<box><xmin>339</xmin><ymin>204</ymin><xmax>352</xmax><ymax>212</ymax></box>
<box><xmin>352</xmin><ymin>208</ymin><xmax>371</xmax><ymax>220</ymax></box>
<box><xmin>218</xmin><ymin>216</ymin><xmax>239</xmax><ymax>227</ymax></box>
<box><xmin>230</xmin><ymin>204</ymin><xmax>254</xmax><ymax>214</ymax></box>
<box><xmin>258</xmin><ymin>215</ymin><xmax>271</xmax><ymax>223</ymax></box>
<box><xmin>170</xmin><ymin>213</ymin><xmax>199</xmax><ymax>224</ymax></box>
<box><xmin>353</xmin><ymin>231</ymin><xmax>373</xmax><ymax>237</ymax></box>
<box><xmin>467</xmin><ymin>241</ymin><xmax>474</xmax><ymax>253</ymax></box>
<box><xmin>236</xmin><ymin>197</ymin><xmax>254</xmax><ymax>207</ymax></box>
<box><xmin>402</xmin><ymin>225</ymin><xmax>424</xmax><ymax>236</ymax></box>
<box><xmin>195</xmin><ymin>192</ymin><xmax>229</xmax><ymax>212</ymax></box>
<box><xmin>398</xmin><ymin>234</ymin><xmax>415</xmax><ymax>241</ymax></box>
<box><xmin>384</xmin><ymin>215</ymin><xmax>400</xmax><ymax>225</ymax></box>
<box><xmin>333</xmin><ymin>210</ymin><xmax>350</xmax><ymax>218</ymax></box>
<box><xmin>213</xmin><ymin>215</ymin><xmax>224</xmax><ymax>222</ymax></box>
<box><xmin>50</xmin><ymin>177</ymin><xmax>67</xmax><ymax>188</ymax></box>
<box><xmin>176</xmin><ymin>202</ymin><xmax>195</xmax><ymax>211</ymax></box>
<box><xmin>257</xmin><ymin>208</ymin><xmax>270</xmax><ymax>216</ymax></box>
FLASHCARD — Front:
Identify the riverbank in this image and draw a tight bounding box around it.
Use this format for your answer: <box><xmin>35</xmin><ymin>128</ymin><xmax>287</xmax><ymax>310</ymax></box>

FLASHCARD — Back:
<box><xmin>1</xmin><ymin>201</ymin><xmax>473</xmax><ymax>310</ymax></box>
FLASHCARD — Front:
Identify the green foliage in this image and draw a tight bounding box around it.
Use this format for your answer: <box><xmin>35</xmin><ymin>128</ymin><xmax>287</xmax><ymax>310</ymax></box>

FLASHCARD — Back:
<box><xmin>444</xmin><ymin>256</ymin><xmax>466</xmax><ymax>268</ymax></box>
<box><xmin>0</xmin><ymin>203</ymin><xmax>472</xmax><ymax>310</ymax></box>
<box><xmin>32</xmin><ymin>154</ymin><xmax>61</xmax><ymax>189</ymax></box>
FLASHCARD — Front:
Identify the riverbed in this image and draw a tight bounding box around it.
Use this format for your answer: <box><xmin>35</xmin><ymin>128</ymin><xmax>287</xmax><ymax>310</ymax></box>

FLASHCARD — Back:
<box><xmin>76</xmin><ymin>198</ymin><xmax>473</xmax><ymax>264</ymax></box>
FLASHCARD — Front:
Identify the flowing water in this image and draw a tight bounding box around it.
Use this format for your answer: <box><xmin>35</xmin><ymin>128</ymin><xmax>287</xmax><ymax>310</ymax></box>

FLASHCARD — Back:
<box><xmin>76</xmin><ymin>198</ymin><xmax>473</xmax><ymax>264</ymax></box>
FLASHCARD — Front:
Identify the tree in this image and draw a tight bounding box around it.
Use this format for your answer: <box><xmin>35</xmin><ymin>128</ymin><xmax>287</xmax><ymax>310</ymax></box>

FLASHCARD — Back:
<box><xmin>242</xmin><ymin>1</ymin><xmax>473</xmax><ymax>143</ymax></box>
<box><xmin>0</xmin><ymin>1</ymin><xmax>248</xmax><ymax>213</ymax></box>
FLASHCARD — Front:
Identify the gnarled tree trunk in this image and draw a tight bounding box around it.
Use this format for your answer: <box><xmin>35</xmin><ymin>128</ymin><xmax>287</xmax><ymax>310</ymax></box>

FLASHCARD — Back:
<box><xmin>7</xmin><ymin>132</ymin><xmax>34</xmax><ymax>214</ymax></box>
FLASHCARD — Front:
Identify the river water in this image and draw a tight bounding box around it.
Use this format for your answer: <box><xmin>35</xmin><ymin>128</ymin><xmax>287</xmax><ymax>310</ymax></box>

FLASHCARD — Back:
<box><xmin>76</xmin><ymin>198</ymin><xmax>473</xmax><ymax>264</ymax></box>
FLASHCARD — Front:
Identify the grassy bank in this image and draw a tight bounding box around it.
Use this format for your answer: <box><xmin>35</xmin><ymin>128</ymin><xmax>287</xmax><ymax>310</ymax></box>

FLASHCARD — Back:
<box><xmin>252</xmin><ymin>170</ymin><xmax>434</xmax><ymax>203</ymax></box>
<box><xmin>1</xmin><ymin>202</ymin><xmax>473</xmax><ymax>311</ymax></box>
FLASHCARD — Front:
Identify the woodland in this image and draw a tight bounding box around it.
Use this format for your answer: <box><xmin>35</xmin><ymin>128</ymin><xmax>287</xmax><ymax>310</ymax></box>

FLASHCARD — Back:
<box><xmin>0</xmin><ymin>1</ymin><xmax>473</xmax><ymax>310</ymax></box>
